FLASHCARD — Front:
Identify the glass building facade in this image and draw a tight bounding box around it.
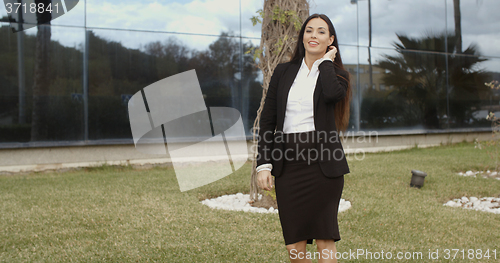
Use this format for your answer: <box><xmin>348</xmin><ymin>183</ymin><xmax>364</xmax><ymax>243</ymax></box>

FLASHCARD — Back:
<box><xmin>0</xmin><ymin>0</ymin><xmax>499</xmax><ymax>147</ymax></box>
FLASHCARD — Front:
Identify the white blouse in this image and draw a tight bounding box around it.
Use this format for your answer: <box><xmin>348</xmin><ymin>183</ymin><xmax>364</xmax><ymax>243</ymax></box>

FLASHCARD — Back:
<box><xmin>256</xmin><ymin>57</ymin><xmax>332</xmax><ymax>173</ymax></box>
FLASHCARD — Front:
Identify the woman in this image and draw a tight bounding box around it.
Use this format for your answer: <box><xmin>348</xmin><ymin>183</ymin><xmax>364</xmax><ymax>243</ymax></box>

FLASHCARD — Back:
<box><xmin>256</xmin><ymin>13</ymin><xmax>352</xmax><ymax>263</ymax></box>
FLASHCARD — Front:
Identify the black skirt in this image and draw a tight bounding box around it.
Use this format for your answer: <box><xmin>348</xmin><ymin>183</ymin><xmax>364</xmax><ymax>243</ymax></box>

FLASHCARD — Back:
<box><xmin>275</xmin><ymin>130</ymin><xmax>344</xmax><ymax>245</ymax></box>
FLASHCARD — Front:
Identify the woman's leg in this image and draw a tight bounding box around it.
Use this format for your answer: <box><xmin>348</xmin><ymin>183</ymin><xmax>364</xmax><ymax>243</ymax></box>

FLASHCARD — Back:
<box><xmin>316</xmin><ymin>239</ymin><xmax>337</xmax><ymax>263</ymax></box>
<box><xmin>286</xmin><ymin>240</ymin><xmax>311</xmax><ymax>263</ymax></box>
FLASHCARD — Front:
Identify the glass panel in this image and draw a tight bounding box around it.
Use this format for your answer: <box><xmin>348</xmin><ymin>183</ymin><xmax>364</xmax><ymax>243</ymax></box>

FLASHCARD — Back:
<box><xmin>310</xmin><ymin>0</ymin><xmax>358</xmax><ymax>46</ymax></box>
<box><xmin>88</xmin><ymin>28</ymin><xmax>261</xmax><ymax>140</ymax></box>
<box><xmin>368</xmin><ymin>0</ymin><xmax>447</xmax><ymax>51</ymax></box>
<box><xmin>50</xmin><ymin>0</ymin><xmax>85</xmax><ymax>27</ymax></box>
<box><xmin>0</xmin><ymin>24</ymin><xmax>84</xmax><ymax>143</ymax></box>
<box><xmin>361</xmin><ymin>47</ymin><xmax>449</xmax><ymax>131</ymax></box>
<box><xmin>241</xmin><ymin>38</ymin><xmax>261</xmax><ymax>136</ymax></box>
<box><xmin>2</xmin><ymin>0</ymin><xmax>497</xmax><ymax>147</ymax></box>
<box><xmin>335</xmin><ymin>45</ymin><xmax>358</xmax><ymax>132</ymax></box>
<box><xmin>446</xmin><ymin>0</ymin><xmax>500</xmax><ymax>58</ymax></box>
<box><xmin>449</xmin><ymin>55</ymin><xmax>500</xmax><ymax>129</ymax></box>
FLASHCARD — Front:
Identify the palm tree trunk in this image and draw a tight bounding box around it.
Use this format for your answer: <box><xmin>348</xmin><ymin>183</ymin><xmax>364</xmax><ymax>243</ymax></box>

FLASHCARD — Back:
<box><xmin>250</xmin><ymin>0</ymin><xmax>309</xmax><ymax>201</ymax></box>
<box><xmin>453</xmin><ymin>0</ymin><xmax>462</xmax><ymax>53</ymax></box>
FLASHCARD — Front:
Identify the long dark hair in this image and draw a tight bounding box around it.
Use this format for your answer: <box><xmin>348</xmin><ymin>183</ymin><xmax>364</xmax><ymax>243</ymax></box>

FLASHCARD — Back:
<box><xmin>290</xmin><ymin>13</ymin><xmax>352</xmax><ymax>134</ymax></box>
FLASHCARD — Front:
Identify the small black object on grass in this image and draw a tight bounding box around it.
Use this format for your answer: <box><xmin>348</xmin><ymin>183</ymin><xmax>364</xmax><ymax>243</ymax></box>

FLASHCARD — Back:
<box><xmin>410</xmin><ymin>170</ymin><xmax>427</xmax><ymax>188</ymax></box>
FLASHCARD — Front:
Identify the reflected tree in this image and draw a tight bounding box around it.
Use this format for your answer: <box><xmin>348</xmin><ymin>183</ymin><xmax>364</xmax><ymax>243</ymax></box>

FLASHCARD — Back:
<box><xmin>0</xmin><ymin>23</ymin><xmax>272</xmax><ymax>143</ymax></box>
<box><xmin>144</xmin><ymin>33</ymin><xmax>259</xmax><ymax>110</ymax></box>
<box><xmin>377</xmin><ymin>32</ymin><xmax>488</xmax><ymax>129</ymax></box>
<box><xmin>194</xmin><ymin>32</ymin><xmax>240</xmax><ymax>104</ymax></box>
<box><xmin>191</xmin><ymin>32</ymin><xmax>260</xmax><ymax>113</ymax></box>
<box><xmin>144</xmin><ymin>37</ymin><xmax>191</xmax><ymax>80</ymax></box>
<box><xmin>31</xmin><ymin>0</ymin><xmax>52</xmax><ymax>141</ymax></box>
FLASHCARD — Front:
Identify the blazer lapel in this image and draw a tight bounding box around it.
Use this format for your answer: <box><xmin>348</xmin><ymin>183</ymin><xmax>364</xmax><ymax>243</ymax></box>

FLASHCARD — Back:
<box><xmin>313</xmin><ymin>72</ymin><xmax>322</xmax><ymax>117</ymax></box>
<box><xmin>279</xmin><ymin>62</ymin><xmax>300</xmax><ymax>129</ymax></box>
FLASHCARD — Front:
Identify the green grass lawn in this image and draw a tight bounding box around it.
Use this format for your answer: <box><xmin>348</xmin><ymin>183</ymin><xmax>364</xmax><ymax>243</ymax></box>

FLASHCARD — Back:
<box><xmin>1</xmin><ymin>142</ymin><xmax>499</xmax><ymax>262</ymax></box>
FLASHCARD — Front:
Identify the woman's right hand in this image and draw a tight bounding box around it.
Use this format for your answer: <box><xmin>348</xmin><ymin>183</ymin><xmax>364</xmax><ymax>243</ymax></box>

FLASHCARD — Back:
<box><xmin>323</xmin><ymin>45</ymin><xmax>337</xmax><ymax>61</ymax></box>
<box><xmin>257</xmin><ymin>170</ymin><xmax>274</xmax><ymax>191</ymax></box>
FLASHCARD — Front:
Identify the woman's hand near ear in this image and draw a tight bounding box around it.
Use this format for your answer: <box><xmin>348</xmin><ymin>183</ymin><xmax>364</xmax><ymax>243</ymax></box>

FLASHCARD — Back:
<box><xmin>323</xmin><ymin>46</ymin><xmax>337</xmax><ymax>61</ymax></box>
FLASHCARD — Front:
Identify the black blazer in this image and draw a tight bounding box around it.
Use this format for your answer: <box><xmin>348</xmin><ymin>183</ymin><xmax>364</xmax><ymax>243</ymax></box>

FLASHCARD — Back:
<box><xmin>257</xmin><ymin>59</ymin><xmax>350</xmax><ymax>178</ymax></box>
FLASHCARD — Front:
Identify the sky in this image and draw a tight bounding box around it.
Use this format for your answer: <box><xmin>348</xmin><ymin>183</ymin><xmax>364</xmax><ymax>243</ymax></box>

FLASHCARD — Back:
<box><xmin>1</xmin><ymin>0</ymin><xmax>500</xmax><ymax>70</ymax></box>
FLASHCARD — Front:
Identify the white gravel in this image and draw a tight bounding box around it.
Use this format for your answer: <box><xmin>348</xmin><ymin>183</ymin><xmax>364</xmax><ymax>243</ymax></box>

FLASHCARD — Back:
<box><xmin>457</xmin><ymin>170</ymin><xmax>500</xmax><ymax>180</ymax></box>
<box><xmin>451</xmin><ymin>171</ymin><xmax>500</xmax><ymax>214</ymax></box>
<box><xmin>201</xmin><ymin>193</ymin><xmax>352</xmax><ymax>214</ymax></box>
<box><xmin>444</xmin><ymin>196</ymin><xmax>500</xmax><ymax>214</ymax></box>
<box><xmin>452</xmin><ymin>170</ymin><xmax>500</xmax><ymax>214</ymax></box>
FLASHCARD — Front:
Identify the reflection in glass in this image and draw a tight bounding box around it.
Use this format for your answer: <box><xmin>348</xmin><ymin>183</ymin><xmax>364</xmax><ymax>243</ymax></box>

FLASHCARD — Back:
<box><xmin>2</xmin><ymin>0</ymin><xmax>500</xmax><ymax>146</ymax></box>
<box><xmin>450</xmin><ymin>56</ymin><xmax>499</xmax><ymax>129</ymax></box>
<box><xmin>368</xmin><ymin>0</ymin><xmax>446</xmax><ymax>50</ymax></box>
<box><xmin>0</xmin><ymin>24</ymin><xmax>83</xmax><ymax>143</ymax></box>
<box><xmin>87</xmin><ymin>30</ymin><xmax>260</xmax><ymax>140</ymax></box>
<box><xmin>446</xmin><ymin>0</ymin><xmax>500</xmax><ymax>58</ymax></box>
<box><xmin>371</xmin><ymin>33</ymin><xmax>489</xmax><ymax>130</ymax></box>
